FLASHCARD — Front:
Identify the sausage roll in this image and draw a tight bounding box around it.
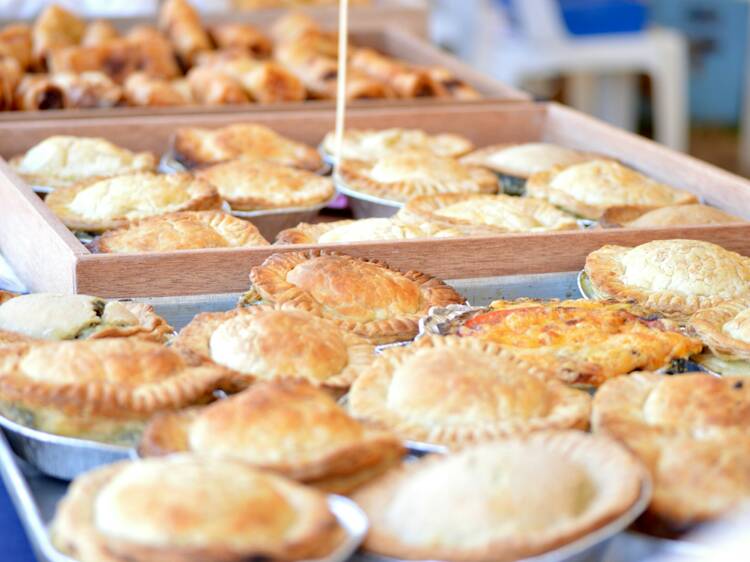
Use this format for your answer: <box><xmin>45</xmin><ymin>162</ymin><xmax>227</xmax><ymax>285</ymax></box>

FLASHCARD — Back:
<box><xmin>158</xmin><ymin>0</ymin><xmax>212</xmax><ymax>67</ymax></box>
<box><xmin>206</xmin><ymin>58</ymin><xmax>306</xmax><ymax>103</ymax></box>
<box><xmin>350</xmin><ymin>48</ymin><xmax>436</xmax><ymax>98</ymax></box>
<box><xmin>32</xmin><ymin>5</ymin><xmax>86</xmax><ymax>69</ymax></box>
<box><xmin>124</xmin><ymin>72</ymin><xmax>193</xmax><ymax>106</ymax></box>
<box><xmin>428</xmin><ymin>67</ymin><xmax>481</xmax><ymax>100</ymax></box>
<box><xmin>0</xmin><ymin>24</ymin><xmax>32</xmax><ymax>70</ymax></box>
<box><xmin>0</xmin><ymin>56</ymin><xmax>21</xmax><ymax>110</ymax></box>
<box><xmin>81</xmin><ymin>20</ymin><xmax>119</xmax><ymax>47</ymax></box>
<box><xmin>186</xmin><ymin>67</ymin><xmax>249</xmax><ymax>105</ymax></box>
<box><xmin>209</xmin><ymin>23</ymin><xmax>272</xmax><ymax>59</ymax></box>
<box><xmin>14</xmin><ymin>74</ymin><xmax>66</xmax><ymax>110</ymax></box>
<box><xmin>52</xmin><ymin>72</ymin><xmax>123</xmax><ymax>108</ymax></box>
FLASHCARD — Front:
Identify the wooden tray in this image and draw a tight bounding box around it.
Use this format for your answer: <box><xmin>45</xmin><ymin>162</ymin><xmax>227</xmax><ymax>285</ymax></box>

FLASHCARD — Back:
<box><xmin>2</xmin><ymin>101</ymin><xmax>750</xmax><ymax>298</ymax></box>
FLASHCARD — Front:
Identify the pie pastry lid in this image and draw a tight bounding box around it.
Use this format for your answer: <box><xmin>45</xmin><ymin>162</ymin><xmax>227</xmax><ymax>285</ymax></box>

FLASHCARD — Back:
<box><xmin>160</xmin><ymin>149</ymin><xmax>332</xmax><ymax>177</ymax></box>
<box><xmin>333</xmin><ymin>176</ymin><xmax>403</xmax><ymax>219</ymax></box>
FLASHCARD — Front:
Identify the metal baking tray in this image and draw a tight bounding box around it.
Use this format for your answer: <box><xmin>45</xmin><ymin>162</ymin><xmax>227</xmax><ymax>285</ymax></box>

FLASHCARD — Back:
<box><xmin>230</xmin><ymin>194</ymin><xmax>340</xmax><ymax>241</ymax></box>
<box><xmin>332</xmin><ymin>178</ymin><xmax>403</xmax><ymax>219</ymax></box>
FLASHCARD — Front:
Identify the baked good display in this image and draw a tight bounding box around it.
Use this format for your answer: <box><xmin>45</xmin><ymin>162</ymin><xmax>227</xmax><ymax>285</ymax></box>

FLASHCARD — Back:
<box><xmin>352</xmin><ymin>430</ymin><xmax>646</xmax><ymax>561</ymax></box>
<box><xmin>51</xmin><ymin>455</ymin><xmax>345</xmax><ymax>562</ymax></box>
<box><xmin>170</xmin><ymin>124</ymin><xmax>323</xmax><ymax>171</ymax></box>
<box><xmin>10</xmin><ymin>136</ymin><xmax>156</xmax><ymax>190</ymax></box>
<box><xmin>94</xmin><ymin>211</ymin><xmax>269</xmax><ymax>253</ymax></box>
<box><xmin>246</xmin><ymin>250</ymin><xmax>465</xmax><ymax>344</ymax></box>
<box><xmin>593</xmin><ymin>372</ymin><xmax>750</xmax><ymax>531</ymax></box>
<box><xmin>525</xmin><ymin>160</ymin><xmax>697</xmax><ymax>220</ymax></box>
<box><xmin>338</xmin><ymin>150</ymin><xmax>498</xmax><ymax>203</ymax></box>
<box><xmin>173</xmin><ymin>305</ymin><xmax>375</xmax><ymax>390</ymax></box>
<box><xmin>139</xmin><ymin>379</ymin><xmax>404</xmax><ymax>493</ymax></box>
<box><xmin>0</xmin><ymin>338</ymin><xmax>235</xmax><ymax>444</ymax></box>
<box><xmin>348</xmin><ymin>336</ymin><xmax>591</xmax><ymax>447</ymax></box>
<box><xmin>585</xmin><ymin>239</ymin><xmax>750</xmax><ymax>320</ymax></box>
<box><xmin>600</xmin><ymin>203</ymin><xmax>745</xmax><ymax>228</ymax></box>
<box><xmin>123</xmin><ymin>72</ymin><xmax>193</xmax><ymax>107</ymax></box>
<box><xmin>50</xmin><ymin>71</ymin><xmax>123</xmax><ymax>109</ymax></box>
<box><xmin>45</xmin><ymin>172</ymin><xmax>222</xmax><ymax>233</ymax></box>
<box><xmin>195</xmin><ymin>159</ymin><xmax>334</xmax><ymax>211</ymax></box>
<box><xmin>687</xmin><ymin>297</ymin><xmax>750</xmax><ymax>374</ymax></box>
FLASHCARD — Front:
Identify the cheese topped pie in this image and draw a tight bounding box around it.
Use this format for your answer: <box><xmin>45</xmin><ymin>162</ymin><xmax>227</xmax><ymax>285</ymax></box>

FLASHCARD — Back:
<box><xmin>10</xmin><ymin>136</ymin><xmax>157</xmax><ymax>190</ymax></box>
<box><xmin>94</xmin><ymin>210</ymin><xmax>269</xmax><ymax>253</ymax></box>
<box><xmin>526</xmin><ymin>160</ymin><xmax>697</xmax><ymax>219</ymax></box>
<box><xmin>449</xmin><ymin>299</ymin><xmax>702</xmax><ymax>386</ymax></box>
<box><xmin>593</xmin><ymin>372</ymin><xmax>750</xmax><ymax>531</ymax></box>
<box><xmin>353</xmin><ymin>431</ymin><xmax>646</xmax><ymax>562</ymax></box>
<box><xmin>601</xmin><ymin>203</ymin><xmax>745</xmax><ymax>228</ymax></box>
<box><xmin>195</xmin><ymin>159</ymin><xmax>334</xmax><ymax>211</ymax></box>
<box><xmin>0</xmin><ymin>293</ymin><xmax>172</xmax><ymax>342</ymax></box>
<box><xmin>0</xmin><ymin>338</ymin><xmax>234</xmax><ymax>444</ymax></box>
<box><xmin>45</xmin><ymin>172</ymin><xmax>222</xmax><ymax>233</ymax></box>
<box><xmin>460</xmin><ymin>142</ymin><xmax>595</xmax><ymax>178</ymax></box>
<box><xmin>51</xmin><ymin>455</ymin><xmax>345</xmax><ymax>562</ymax></box>
<box><xmin>320</xmin><ymin>128</ymin><xmax>474</xmax><ymax>162</ymax></box>
<box><xmin>173</xmin><ymin>305</ymin><xmax>374</xmax><ymax>390</ymax></box>
<box><xmin>170</xmin><ymin>124</ymin><xmax>323</xmax><ymax>171</ymax></box>
<box><xmin>585</xmin><ymin>239</ymin><xmax>750</xmax><ymax>320</ymax></box>
<box><xmin>246</xmin><ymin>250</ymin><xmax>464</xmax><ymax>344</ymax></box>
<box><xmin>688</xmin><ymin>297</ymin><xmax>750</xmax><ymax>361</ymax></box>
<box><xmin>139</xmin><ymin>379</ymin><xmax>404</xmax><ymax>494</ymax></box>
<box><xmin>348</xmin><ymin>336</ymin><xmax>591</xmax><ymax>447</ymax></box>
<box><xmin>338</xmin><ymin>150</ymin><xmax>498</xmax><ymax>203</ymax></box>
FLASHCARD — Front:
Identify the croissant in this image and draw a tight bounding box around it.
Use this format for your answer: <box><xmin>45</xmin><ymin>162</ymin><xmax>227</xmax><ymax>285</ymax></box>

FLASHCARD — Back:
<box><xmin>158</xmin><ymin>0</ymin><xmax>212</xmax><ymax>67</ymax></box>
<box><xmin>350</xmin><ymin>48</ymin><xmax>436</xmax><ymax>98</ymax></box>
<box><xmin>186</xmin><ymin>67</ymin><xmax>249</xmax><ymax>105</ymax></box>
<box><xmin>124</xmin><ymin>72</ymin><xmax>193</xmax><ymax>106</ymax></box>
<box><xmin>51</xmin><ymin>71</ymin><xmax>122</xmax><ymax>108</ymax></box>
<box><xmin>32</xmin><ymin>5</ymin><xmax>85</xmax><ymax>69</ymax></box>
<box><xmin>428</xmin><ymin>67</ymin><xmax>481</xmax><ymax>100</ymax></box>
<box><xmin>14</xmin><ymin>74</ymin><xmax>66</xmax><ymax>110</ymax></box>
<box><xmin>0</xmin><ymin>24</ymin><xmax>32</xmax><ymax>70</ymax></box>
<box><xmin>210</xmin><ymin>23</ymin><xmax>272</xmax><ymax>59</ymax></box>
<box><xmin>81</xmin><ymin>20</ymin><xmax>119</xmax><ymax>47</ymax></box>
<box><xmin>0</xmin><ymin>56</ymin><xmax>21</xmax><ymax>110</ymax></box>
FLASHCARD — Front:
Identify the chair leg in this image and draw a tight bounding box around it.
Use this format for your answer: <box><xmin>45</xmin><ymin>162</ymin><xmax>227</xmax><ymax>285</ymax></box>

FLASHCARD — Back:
<box><xmin>567</xmin><ymin>73</ymin><xmax>598</xmax><ymax>115</ymax></box>
<box><xmin>597</xmin><ymin>74</ymin><xmax>639</xmax><ymax>133</ymax></box>
<box><xmin>650</xmin><ymin>33</ymin><xmax>689</xmax><ymax>152</ymax></box>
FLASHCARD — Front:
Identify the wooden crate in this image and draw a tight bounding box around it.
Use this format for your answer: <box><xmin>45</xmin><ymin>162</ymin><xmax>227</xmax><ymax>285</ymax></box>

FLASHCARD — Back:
<box><xmin>2</xmin><ymin>101</ymin><xmax>750</xmax><ymax>298</ymax></box>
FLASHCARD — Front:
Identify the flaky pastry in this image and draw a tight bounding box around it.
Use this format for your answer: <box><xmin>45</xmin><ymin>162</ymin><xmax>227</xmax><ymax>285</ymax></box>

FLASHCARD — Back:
<box><xmin>460</xmin><ymin>142</ymin><xmax>595</xmax><ymax>178</ymax></box>
<box><xmin>601</xmin><ymin>203</ymin><xmax>745</xmax><ymax>228</ymax></box>
<box><xmin>688</xmin><ymin>296</ymin><xmax>750</xmax><ymax>361</ymax></box>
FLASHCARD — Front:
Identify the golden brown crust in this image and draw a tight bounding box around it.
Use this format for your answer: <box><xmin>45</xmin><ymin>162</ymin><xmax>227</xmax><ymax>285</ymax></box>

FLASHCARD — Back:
<box><xmin>688</xmin><ymin>297</ymin><xmax>750</xmax><ymax>360</ymax></box>
<box><xmin>209</xmin><ymin>23</ymin><xmax>272</xmax><ymax>58</ymax></box>
<box><xmin>248</xmin><ymin>250</ymin><xmax>465</xmax><ymax>344</ymax></box>
<box><xmin>81</xmin><ymin>20</ymin><xmax>119</xmax><ymax>47</ymax></box>
<box><xmin>158</xmin><ymin>0</ymin><xmax>212</xmax><ymax>66</ymax></box>
<box><xmin>13</xmin><ymin>74</ymin><xmax>65</xmax><ymax>110</ymax></box>
<box><xmin>601</xmin><ymin>204</ymin><xmax>745</xmax><ymax>228</ymax></box>
<box><xmin>185</xmin><ymin>66</ymin><xmax>249</xmax><ymax>105</ymax></box>
<box><xmin>123</xmin><ymin>72</ymin><xmax>193</xmax><ymax>107</ymax></box>
<box><xmin>51</xmin><ymin>71</ymin><xmax>123</xmax><ymax>109</ymax></box>
<box><xmin>460</xmin><ymin>143</ymin><xmax>596</xmax><ymax>178</ymax></box>
<box><xmin>0</xmin><ymin>24</ymin><xmax>33</xmax><ymax>70</ymax></box>
<box><xmin>0</xmin><ymin>57</ymin><xmax>21</xmax><ymax>111</ymax></box>
<box><xmin>31</xmin><ymin>5</ymin><xmax>85</xmax><ymax>68</ymax></box>
<box><xmin>428</xmin><ymin>67</ymin><xmax>482</xmax><ymax>100</ymax></box>
<box><xmin>350</xmin><ymin>47</ymin><xmax>436</xmax><ymax>98</ymax></box>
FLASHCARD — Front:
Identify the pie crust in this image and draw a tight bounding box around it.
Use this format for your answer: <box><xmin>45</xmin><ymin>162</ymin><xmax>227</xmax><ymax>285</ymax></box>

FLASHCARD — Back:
<box><xmin>51</xmin><ymin>455</ymin><xmax>344</xmax><ymax>562</ymax></box>
<box><xmin>172</xmin><ymin>305</ymin><xmax>375</xmax><ymax>390</ymax></box>
<box><xmin>585</xmin><ymin>239</ymin><xmax>750</xmax><ymax>320</ymax></box>
<box><xmin>139</xmin><ymin>379</ymin><xmax>404</xmax><ymax>494</ymax></box>
<box><xmin>0</xmin><ymin>338</ymin><xmax>234</xmax><ymax>444</ymax></box>
<box><xmin>688</xmin><ymin>296</ymin><xmax>750</xmax><ymax>360</ymax></box>
<box><xmin>45</xmin><ymin>172</ymin><xmax>222</xmax><ymax>233</ymax></box>
<box><xmin>460</xmin><ymin>142</ymin><xmax>595</xmax><ymax>178</ymax></box>
<box><xmin>337</xmin><ymin>150</ymin><xmax>498</xmax><ymax>203</ymax></box>
<box><xmin>353</xmin><ymin>430</ymin><xmax>646</xmax><ymax>562</ymax></box>
<box><xmin>525</xmin><ymin>160</ymin><xmax>697</xmax><ymax>219</ymax></box>
<box><xmin>195</xmin><ymin>159</ymin><xmax>334</xmax><ymax>211</ymax></box>
<box><xmin>170</xmin><ymin>124</ymin><xmax>323</xmax><ymax>171</ymax></box>
<box><xmin>592</xmin><ymin>372</ymin><xmax>750</xmax><ymax>530</ymax></box>
<box><xmin>95</xmin><ymin>211</ymin><xmax>269</xmax><ymax>253</ymax></box>
<box><xmin>601</xmin><ymin>204</ymin><xmax>744</xmax><ymax>228</ymax></box>
<box><xmin>348</xmin><ymin>336</ymin><xmax>591</xmax><ymax>447</ymax></box>
<box><xmin>246</xmin><ymin>250</ymin><xmax>465</xmax><ymax>344</ymax></box>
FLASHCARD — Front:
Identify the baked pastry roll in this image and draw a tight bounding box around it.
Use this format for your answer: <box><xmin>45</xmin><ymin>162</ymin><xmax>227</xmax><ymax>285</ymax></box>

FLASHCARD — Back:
<box><xmin>349</xmin><ymin>336</ymin><xmax>591</xmax><ymax>447</ymax></box>
<box><xmin>81</xmin><ymin>20</ymin><xmax>119</xmax><ymax>47</ymax></box>
<box><xmin>585</xmin><ymin>239</ymin><xmax>750</xmax><ymax>320</ymax></box>
<box><xmin>0</xmin><ymin>293</ymin><xmax>172</xmax><ymax>343</ymax></box>
<box><xmin>123</xmin><ymin>26</ymin><xmax>182</xmax><ymax>80</ymax></box>
<box><xmin>210</xmin><ymin>23</ymin><xmax>272</xmax><ymax>58</ymax></box>
<box><xmin>526</xmin><ymin>160</ymin><xmax>697</xmax><ymax>220</ymax></box>
<box><xmin>173</xmin><ymin>305</ymin><xmax>373</xmax><ymax>390</ymax></box>
<box><xmin>593</xmin><ymin>372</ymin><xmax>750</xmax><ymax>531</ymax></box>
<box><xmin>13</xmin><ymin>74</ymin><xmax>65</xmax><ymax>110</ymax></box>
<box><xmin>10</xmin><ymin>136</ymin><xmax>156</xmax><ymax>190</ymax></box>
<box><xmin>688</xmin><ymin>296</ymin><xmax>750</xmax><ymax>363</ymax></box>
<box><xmin>0</xmin><ymin>338</ymin><xmax>235</xmax><ymax>444</ymax></box>
<box><xmin>353</xmin><ymin>431</ymin><xmax>646</xmax><ymax>561</ymax></box>
<box><xmin>124</xmin><ymin>72</ymin><xmax>194</xmax><ymax>106</ymax></box>
<box><xmin>245</xmin><ymin>250</ymin><xmax>464</xmax><ymax>344</ymax></box>
<box><xmin>31</xmin><ymin>5</ymin><xmax>85</xmax><ymax>69</ymax></box>
<box><xmin>0</xmin><ymin>56</ymin><xmax>21</xmax><ymax>111</ymax></box>
<box><xmin>600</xmin><ymin>203</ymin><xmax>745</xmax><ymax>228</ymax></box>
<box><xmin>51</xmin><ymin>71</ymin><xmax>123</xmax><ymax>109</ymax></box>
<box><xmin>0</xmin><ymin>24</ymin><xmax>33</xmax><ymax>70</ymax></box>
<box><xmin>140</xmin><ymin>379</ymin><xmax>403</xmax><ymax>493</ymax></box>
<box><xmin>428</xmin><ymin>66</ymin><xmax>481</xmax><ymax>100</ymax></box>
<box><xmin>196</xmin><ymin>159</ymin><xmax>334</xmax><ymax>211</ymax></box>
<box><xmin>338</xmin><ymin>150</ymin><xmax>498</xmax><ymax>203</ymax></box>
<box><xmin>46</xmin><ymin>172</ymin><xmax>222</xmax><ymax>233</ymax></box>
<box><xmin>271</xmin><ymin>12</ymin><xmax>322</xmax><ymax>44</ymax></box>
<box><xmin>171</xmin><ymin>123</ymin><xmax>323</xmax><ymax>171</ymax></box>
<box><xmin>205</xmin><ymin>57</ymin><xmax>307</xmax><ymax>103</ymax></box>
<box><xmin>158</xmin><ymin>0</ymin><xmax>212</xmax><ymax>66</ymax></box>
<box><xmin>350</xmin><ymin>47</ymin><xmax>435</xmax><ymax>98</ymax></box>
<box><xmin>321</xmin><ymin>127</ymin><xmax>474</xmax><ymax>162</ymax></box>
<box><xmin>185</xmin><ymin>66</ymin><xmax>249</xmax><ymax>105</ymax></box>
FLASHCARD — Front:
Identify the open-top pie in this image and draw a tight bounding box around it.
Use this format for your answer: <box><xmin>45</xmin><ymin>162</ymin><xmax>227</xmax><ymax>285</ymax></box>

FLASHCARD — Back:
<box><xmin>352</xmin><ymin>430</ymin><xmax>646</xmax><ymax>562</ymax></box>
<box><xmin>139</xmin><ymin>379</ymin><xmax>404</xmax><ymax>494</ymax></box>
<box><xmin>593</xmin><ymin>372</ymin><xmax>750</xmax><ymax>531</ymax></box>
<box><xmin>585</xmin><ymin>239</ymin><xmax>750</xmax><ymax>320</ymax></box>
<box><xmin>0</xmin><ymin>338</ymin><xmax>235</xmax><ymax>444</ymax></box>
<box><xmin>45</xmin><ymin>172</ymin><xmax>222</xmax><ymax>232</ymax></box>
<box><xmin>348</xmin><ymin>336</ymin><xmax>591</xmax><ymax>447</ymax></box>
<box><xmin>525</xmin><ymin>160</ymin><xmax>697</xmax><ymax>219</ymax></box>
<box><xmin>600</xmin><ymin>204</ymin><xmax>744</xmax><ymax>229</ymax></box>
<box><xmin>245</xmin><ymin>250</ymin><xmax>464</xmax><ymax>344</ymax></box>
<box><xmin>51</xmin><ymin>455</ymin><xmax>345</xmax><ymax>562</ymax></box>
<box><xmin>173</xmin><ymin>305</ymin><xmax>374</xmax><ymax>390</ymax></box>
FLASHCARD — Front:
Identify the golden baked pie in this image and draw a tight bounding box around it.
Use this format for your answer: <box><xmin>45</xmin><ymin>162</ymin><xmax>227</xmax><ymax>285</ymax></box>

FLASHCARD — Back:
<box><xmin>601</xmin><ymin>203</ymin><xmax>745</xmax><ymax>228</ymax></box>
<box><xmin>246</xmin><ymin>250</ymin><xmax>464</xmax><ymax>344</ymax></box>
<box><xmin>593</xmin><ymin>372</ymin><xmax>750</xmax><ymax>531</ymax></box>
<box><xmin>320</xmin><ymin>128</ymin><xmax>474</xmax><ymax>162</ymax></box>
<box><xmin>94</xmin><ymin>211</ymin><xmax>269</xmax><ymax>253</ymax></box>
<box><xmin>446</xmin><ymin>299</ymin><xmax>702</xmax><ymax>386</ymax></box>
<box><xmin>51</xmin><ymin>455</ymin><xmax>345</xmax><ymax>562</ymax></box>
<box><xmin>461</xmin><ymin>142</ymin><xmax>595</xmax><ymax>178</ymax></box>
<box><xmin>10</xmin><ymin>136</ymin><xmax>157</xmax><ymax>190</ymax></box>
<box><xmin>398</xmin><ymin>193</ymin><xmax>579</xmax><ymax>233</ymax></box>
<box><xmin>173</xmin><ymin>305</ymin><xmax>374</xmax><ymax>390</ymax></box>
<box><xmin>0</xmin><ymin>293</ymin><xmax>172</xmax><ymax>343</ymax></box>
<box><xmin>338</xmin><ymin>150</ymin><xmax>498</xmax><ymax>203</ymax></box>
<box><xmin>348</xmin><ymin>336</ymin><xmax>591</xmax><ymax>447</ymax></box>
<box><xmin>0</xmin><ymin>338</ymin><xmax>235</xmax><ymax>444</ymax></box>
<box><xmin>526</xmin><ymin>160</ymin><xmax>697</xmax><ymax>219</ymax></box>
<box><xmin>45</xmin><ymin>172</ymin><xmax>222</xmax><ymax>233</ymax></box>
<box><xmin>195</xmin><ymin>159</ymin><xmax>334</xmax><ymax>211</ymax></box>
<box><xmin>585</xmin><ymin>239</ymin><xmax>750</xmax><ymax>320</ymax></box>
<box><xmin>688</xmin><ymin>297</ymin><xmax>750</xmax><ymax>363</ymax></box>
<box><xmin>170</xmin><ymin>124</ymin><xmax>323</xmax><ymax>171</ymax></box>
<box><xmin>353</xmin><ymin>430</ymin><xmax>646</xmax><ymax>562</ymax></box>
<box><xmin>139</xmin><ymin>379</ymin><xmax>404</xmax><ymax>494</ymax></box>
